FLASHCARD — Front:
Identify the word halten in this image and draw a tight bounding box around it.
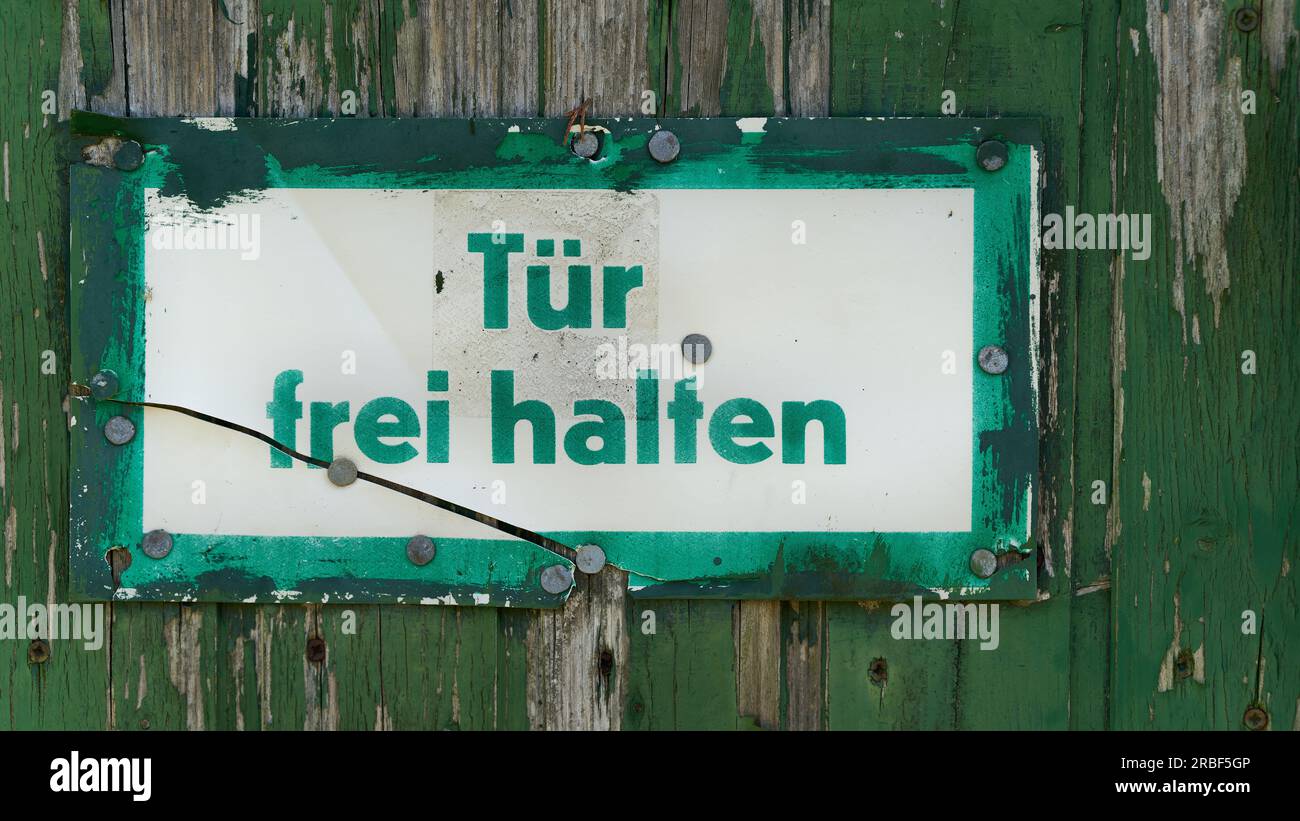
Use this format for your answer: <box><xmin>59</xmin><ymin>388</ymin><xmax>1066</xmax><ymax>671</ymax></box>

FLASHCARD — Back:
<box><xmin>266</xmin><ymin>369</ymin><xmax>847</xmax><ymax>467</ymax></box>
<box><xmin>1041</xmin><ymin>206</ymin><xmax>1152</xmax><ymax>260</ymax></box>
<box><xmin>890</xmin><ymin>595</ymin><xmax>1000</xmax><ymax>650</ymax></box>
<box><xmin>50</xmin><ymin>751</ymin><xmax>152</xmax><ymax>802</ymax></box>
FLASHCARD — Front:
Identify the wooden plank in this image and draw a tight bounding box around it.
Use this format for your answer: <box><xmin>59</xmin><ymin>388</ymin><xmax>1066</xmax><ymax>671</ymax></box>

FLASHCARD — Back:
<box><xmin>12</xmin><ymin>0</ymin><xmax>1294</xmax><ymax>734</ymax></box>
<box><xmin>1109</xmin><ymin>0</ymin><xmax>1299</xmax><ymax>730</ymax></box>
<box><xmin>0</xmin><ymin>0</ymin><xmax>114</xmax><ymax>730</ymax></box>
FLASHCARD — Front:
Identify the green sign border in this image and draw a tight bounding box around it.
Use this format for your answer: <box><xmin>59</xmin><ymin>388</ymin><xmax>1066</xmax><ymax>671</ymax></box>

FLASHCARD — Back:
<box><xmin>68</xmin><ymin>113</ymin><xmax>1040</xmax><ymax>605</ymax></box>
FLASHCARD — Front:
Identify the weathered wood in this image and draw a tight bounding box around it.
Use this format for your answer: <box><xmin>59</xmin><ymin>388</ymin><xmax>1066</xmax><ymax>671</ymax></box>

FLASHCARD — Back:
<box><xmin>3</xmin><ymin>0</ymin><xmax>1296</xmax><ymax>732</ymax></box>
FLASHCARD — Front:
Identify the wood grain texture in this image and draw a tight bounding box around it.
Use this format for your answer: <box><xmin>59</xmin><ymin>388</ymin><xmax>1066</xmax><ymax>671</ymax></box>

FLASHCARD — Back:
<box><xmin>2</xmin><ymin>0</ymin><xmax>1295</xmax><ymax>731</ymax></box>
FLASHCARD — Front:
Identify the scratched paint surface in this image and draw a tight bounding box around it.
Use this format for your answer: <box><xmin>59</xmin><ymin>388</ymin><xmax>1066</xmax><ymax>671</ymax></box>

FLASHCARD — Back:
<box><xmin>1</xmin><ymin>0</ymin><xmax>1294</xmax><ymax>730</ymax></box>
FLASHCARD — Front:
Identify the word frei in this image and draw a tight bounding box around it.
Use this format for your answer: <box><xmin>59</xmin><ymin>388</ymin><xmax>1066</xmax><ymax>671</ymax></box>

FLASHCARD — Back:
<box><xmin>262</xmin><ymin>231</ymin><xmax>848</xmax><ymax>468</ymax></box>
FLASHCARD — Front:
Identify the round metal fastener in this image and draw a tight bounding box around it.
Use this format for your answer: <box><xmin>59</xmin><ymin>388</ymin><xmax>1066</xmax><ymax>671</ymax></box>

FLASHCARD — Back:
<box><xmin>977</xmin><ymin>344</ymin><xmax>1009</xmax><ymax>375</ymax></box>
<box><xmin>113</xmin><ymin>140</ymin><xmax>145</xmax><ymax>172</ymax></box>
<box><xmin>575</xmin><ymin>544</ymin><xmax>606</xmax><ymax>575</ymax></box>
<box><xmin>540</xmin><ymin>564</ymin><xmax>574</xmax><ymax>594</ymax></box>
<box><xmin>141</xmin><ymin>529</ymin><xmax>173</xmax><ymax>559</ymax></box>
<box><xmin>327</xmin><ymin>457</ymin><xmax>358</xmax><ymax>487</ymax></box>
<box><xmin>648</xmin><ymin>129</ymin><xmax>680</xmax><ymax>163</ymax></box>
<box><xmin>682</xmin><ymin>333</ymin><xmax>712</xmax><ymax>364</ymax></box>
<box><xmin>976</xmin><ymin>139</ymin><xmax>1008</xmax><ymax>172</ymax></box>
<box><xmin>28</xmin><ymin>639</ymin><xmax>50</xmax><ymax>665</ymax></box>
<box><xmin>1233</xmin><ymin>7</ymin><xmax>1259</xmax><ymax>32</ymax></box>
<box><xmin>1243</xmin><ymin>706</ymin><xmax>1269</xmax><ymax>731</ymax></box>
<box><xmin>406</xmin><ymin>535</ymin><xmax>436</xmax><ymax>566</ymax></box>
<box><xmin>970</xmin><ymin>548</ymin><xmax>999</xmax><ymax>579</ymax></box>
<box><xmin>89</xmin><ymin>369</ymin><xmax>119</xmax><ymax>399</ymax></box>
<box><xmin>103</xmin><ymin>415</ymin><xmax>136</xmax><ymax>445</ymax></box>
<box><xmin>571</xmin><ymin>131</ymin><xmax>600</xmax><ymax>159</ymax></box>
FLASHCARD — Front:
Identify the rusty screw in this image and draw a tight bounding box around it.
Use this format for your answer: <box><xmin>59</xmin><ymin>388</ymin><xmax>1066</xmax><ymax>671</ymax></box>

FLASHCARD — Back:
<box><xmin>306</xmin><ymin>637</ymin><xmax>327</xmax><ymax>664</ymax></box>
<box><xmin>1234</xmin><ymin>6</ymin><xmax>1259</xmax><ymax>32</ymax></box>
<box><xmin>28</xmin><ymin>639</ymin><xmax>51</xmax><ymax>664</ymax></box>
<box><xmin>1243</xmin><ymin>705</ymin><xmax>1269</xmax><ymax>730</ymax></box>
<box><xmin>1174</xmin><ymin>648</ymin><xmax>1194</xmax><ymax>680</ymax></box>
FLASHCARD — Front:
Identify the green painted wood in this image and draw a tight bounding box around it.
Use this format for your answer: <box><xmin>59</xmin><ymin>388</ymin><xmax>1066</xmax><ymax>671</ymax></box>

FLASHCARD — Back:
<box><xmin>2</xmin><ymin>0</ymin><xmax>1295</xmax><ymax>731</ymax></box>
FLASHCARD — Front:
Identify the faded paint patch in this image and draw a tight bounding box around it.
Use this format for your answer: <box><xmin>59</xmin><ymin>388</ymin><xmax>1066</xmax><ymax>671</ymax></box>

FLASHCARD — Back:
<box><xmin>1261</xmin><ymin>0</ymin><xmax>1298</xmax><ymax>87</ymax></box>
<box><xmin>1146</xmin><ymin>0</ymin><xmax>1247</xmax><ymax>329</ymax></box>
<box><xmin>164</xmin><ymin>608</ymin><xmax>207</xmax><ymax>729</ymax></box>
<box><xmin>182</xmin><ymin>117</ymin><xmax>238</xmax><ymax>131</ymax></box>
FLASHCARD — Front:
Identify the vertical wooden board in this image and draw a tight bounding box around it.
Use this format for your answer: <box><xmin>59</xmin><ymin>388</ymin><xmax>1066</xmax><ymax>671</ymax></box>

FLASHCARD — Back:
<box><xmin>380</xmin><ymin>0</ymin><xmax>539</xmax><ymax>116</ymax></box>
<box><xmin>1109</xmin><ymin>0</ymin><xmax>1298</xmax><ymax>730</ymax></box>
<box><xmin>665</xmin><ymin>0</ymin><xmax>782</xmax><ymax>115</ymax></box>
<box><xmin>825</xmin><ymin>1</ymin><xmax>1086</xmax><ymax>726</ymax></box>
<box><xmin>379</xmin><ymin>607</ymin><xmax>503</xmax><ymax>729</ymax></box>
<box><xmin>542</xmin><ymin>0</ymin><xmax>653</xmax><ymax>116</ymax></box>
<box><xmin>373</xmin><ymin>0</ymin><xmax>543</xmax><ymax>730</ymax></box>
<box><xmin>0</xmin><ymin>0</ymin><xmax>110</xmax><ymax>730</ymax></box>
<box><xmin>936</xmin><ymin>0</ymin><xmax>1085</xmax><ymax>727</ymax></box>
<box><xmin>825</xmin><ymin>603</ymin><xmax>956</xmax><ymax>730</ymax></box>
<box><xmin>828</xmin><ymin>0</ymin><xmax>954</xmax><ymax>116</ymax></box>
<box><xmin>526</xmin><ymin>570</ymin><xmax>630</xmax><ymax>730</ymax></box>
<box><xmin>259</xmin><ymin>0</ymin><xmax>381</xmax><ymax>117</ymax></box>
<box><xmin>624</xmin><ymin>600</ymin><xmax>741</xmax><ymax>729</ymax></box>
<box><xmin>111</xmin><ymin>605</ymin><xmax>219</xmax><ymax>730</ymax></box>
<box><xmin>1068</xmin><ymin>0</ymin><xmax>1124</xmax><ymax>730</ymax></box>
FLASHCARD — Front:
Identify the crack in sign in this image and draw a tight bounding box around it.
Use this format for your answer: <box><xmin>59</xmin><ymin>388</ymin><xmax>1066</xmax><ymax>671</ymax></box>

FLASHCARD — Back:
<box><xmin>74</xmin><ymin>388</ymin><xmax>578</xmax><ymax>562</ymax></box>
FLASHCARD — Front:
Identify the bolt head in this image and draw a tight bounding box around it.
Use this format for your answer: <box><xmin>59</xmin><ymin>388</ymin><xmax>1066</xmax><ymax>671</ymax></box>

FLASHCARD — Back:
<box><xmin>89</xmin><ymin>369</ymin><xmax>119</xmax><ymax>399</ymax></box>
<box><xmin>141</xmin><ymin>529</ymin><xmax>173</xmax><ymax>559</ymax></box>
<box><xmin>571</xmin><ymin>131</ymin><xmax>600</xmax><ymax>159</ymax></box>
<box><xmin>1234</xmin><ymin>7</ymin><xmax>1259</xmax><ymax>32</ymax></box>
<box><xmin>113</xmin><ymin>140</ymin><xmax>144</xmax><ymax>171</ymax></box>
<box><xmin>327</xmin><ymin>458</ymin><xmax>358</xmax><ymax>487</ymax></box>
<box><xmin>539</xmin><ymin>564</ymin><xmax>574</xmax><ymax>595</ymax></box>
<box><xmin>970</xmin><ymin>548</ymin><xmax>999</xmax><ymax>579</ymax></box>
<box><xmin>648</xmin><ymin>129</ymin><xmax>680</xmax><ymax>163</ymax></box>
<box><xmin>978</xmin><ymin>345</ymin><xmax>1009</xmax><ymax>375</ymax></box>
<box><xmin>575</xmin><ymin>544</ymin><xmax>606</xmax><ymax>575</ymax></box>
<box><xmin>28</xmin><ymin>639</ymin><xmax>50</xmax><ymax>665</ymax></box>
<box><xmin>682</xmin><ymin>333</ymin><xmax>712</xmax><ymax>364</ymax></box>
<box><xmin>103</xmin><ymin>414</ymin><xmax>136</xmax><ymax>445</ymax></box>
<box><xmin>1243</xmin><ymin>706</ymin><xmax>1269</xmax><ymax>730</ymax></box>
<box><xmin>976</xmin><ymin>139</ymin><xmax>1008</xmax><ymax>172</ymax></box>
<box><xmin>406</xmin><ymin>535</ymin><xmax>436</xmax><ymax>566</ymax></box>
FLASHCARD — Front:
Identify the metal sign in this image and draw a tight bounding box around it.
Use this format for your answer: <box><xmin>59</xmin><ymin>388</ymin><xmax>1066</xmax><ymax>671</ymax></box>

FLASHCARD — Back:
<box><xmin>68</xmin><ymin>114</ymin><xmax>1040</xmax><ymax>606</ymax></box>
